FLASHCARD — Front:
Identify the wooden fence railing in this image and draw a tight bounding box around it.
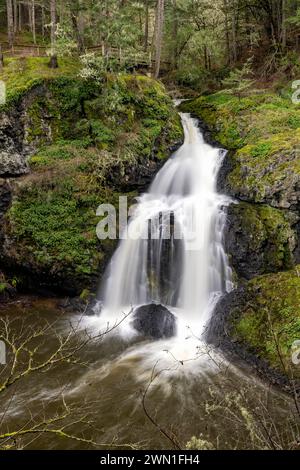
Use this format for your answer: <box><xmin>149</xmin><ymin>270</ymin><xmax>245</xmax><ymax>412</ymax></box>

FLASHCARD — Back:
<box><xmin>0</xmin><ymin>43</ymin><xmax>170</xmax><ymax>69</ymax></box>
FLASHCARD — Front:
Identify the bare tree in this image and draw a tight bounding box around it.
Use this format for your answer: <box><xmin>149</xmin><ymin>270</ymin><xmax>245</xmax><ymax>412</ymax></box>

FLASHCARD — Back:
<box><xmin>0</xmin><ymin>308</ymin><xmax>136</xmax><ymax>449</ymax></box>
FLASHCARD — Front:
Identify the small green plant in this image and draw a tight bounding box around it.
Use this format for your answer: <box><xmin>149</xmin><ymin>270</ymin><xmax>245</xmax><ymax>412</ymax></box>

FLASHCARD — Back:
<box><xmin>222</xmin><ymin>58</ymin><xmax>255</xmax><ymax>99</ymax></box>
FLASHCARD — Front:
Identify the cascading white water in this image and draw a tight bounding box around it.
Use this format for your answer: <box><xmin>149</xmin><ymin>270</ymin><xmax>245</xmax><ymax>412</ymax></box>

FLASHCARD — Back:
<box><xmin>99</xmin><ymin>112</ymin><xmax>232</xmax><ymax>337</ymax></box>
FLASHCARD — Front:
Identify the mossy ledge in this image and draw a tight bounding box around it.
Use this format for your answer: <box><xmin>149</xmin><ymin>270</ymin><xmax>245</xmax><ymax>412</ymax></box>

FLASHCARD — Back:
<box><xmin>0</xmin><ymin>59</ymin><xmax>183</xmax><ymax>296</ymax></box>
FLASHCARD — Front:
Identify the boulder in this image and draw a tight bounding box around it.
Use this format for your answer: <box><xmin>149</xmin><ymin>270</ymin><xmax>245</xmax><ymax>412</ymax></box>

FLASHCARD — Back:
<box><xmin>133</xmin><ymin>303</ymin><xmax>177</xmax><ymax>339</ymax></box>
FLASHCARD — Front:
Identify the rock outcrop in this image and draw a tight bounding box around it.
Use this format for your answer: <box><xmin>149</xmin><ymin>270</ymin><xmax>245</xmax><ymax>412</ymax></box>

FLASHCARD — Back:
<box><xmin>224</xmin><ymin>202</ymin><xmax>297</xmax><ymax>279</ymax></box>
<box><xmin>0</xmin><ymin>110</ymin><xmax>28</xmax><ymax>176</ymax></box>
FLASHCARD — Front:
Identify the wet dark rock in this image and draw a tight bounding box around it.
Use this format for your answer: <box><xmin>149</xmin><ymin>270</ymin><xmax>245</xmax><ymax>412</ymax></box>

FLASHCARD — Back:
<box><xmin>0</xmin><ymin>179</ymin><xmax>11</xmax><ymax>219</ymax></box>
<box><xmin>0</xmin><ymin>86</ymin><xmax>49</xmax><ymax>177</ymax></box>
<box><xmin>58</xmin><ymin>295</ymin><xmax>101</xmax><ymax>315</ymax></box>
<box><xmin>133</xmin><ymin>303</ymin><xmax>177</xmax><ymax>339</ymax></box>
<box><xmin>224</xmin><ymin>202</ymin><xmax>297</xmax><ymax>280</ymax></box>
<box><xmin>0</xmin><ymin>111</ymin><xmax>28</xmax><ymax>176</ymax></box>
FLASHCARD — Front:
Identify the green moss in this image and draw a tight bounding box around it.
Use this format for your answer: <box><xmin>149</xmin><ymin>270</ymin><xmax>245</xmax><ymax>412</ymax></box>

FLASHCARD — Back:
<box><xmin>232</xmin><ymin>267</ymin><xmax>300</xmax><ymax>376</ymax></box>
<box><xmin>249</xmin><ymin>142</ymin><xmax>273</xmax><ymax>158</ymax></box>
<box><xmin>9</xmin><ymin>178</ymin><xmax>112</xmax><ymax>279</ymax></box>
<box><xmin>0</xmin><ymin>57</ymin><xmax>80</xmax><ymax>110</ymax></box>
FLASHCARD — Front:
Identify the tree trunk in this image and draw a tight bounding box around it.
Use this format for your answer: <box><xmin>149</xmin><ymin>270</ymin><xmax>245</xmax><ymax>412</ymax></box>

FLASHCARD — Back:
<box><xmin>32</xmin><ymin>0</ymin><xmax>36</xmax><ymax>44</ymax></box>
<box><xmin>49</xmin><ymin>0</ymin><xmax>58</xmax><ymax>68</ymax></box>
<box><xmin>6</xmin><ymin>0</ymin><xmax>14</xmax><ymax>48</ymax></box>
<box><xmin>144</xmin><ymin>0</ymin><xmax>149</xmax><ymax>51</ymax></box>
<box><xmin>231</xmin><ymin>0</ymin><xmax>238</xmax><ymax>63</ymax></box>
<box><xmin>71</xmin><ymin>13</ymin><xmax>85</xmax><ymax>55</ymax></box>
<box><xmin>41</xmin><ymin>5</ymin><xmax>45</xmax><ymax>39</ymax></box>
<box><xmin>172</xmin><ymin>0</ymin><xmax>178</xmax><ymax>69</ymax></box>
<box><xmin>0</xmin><ymin>45</ymin><xmax>4</xmax><ymax>71</ymax></box>
<box><xmin>223</xmin><ymin>0</ymin><xmax>231</xmax><ymax>64</ymax></box>
<box><xmin>28</xmin><ymin>1</ymin><xmax>32</xmax><ymax>33</ymax></box>
<box><xmin>153</xmin><ymin>0</ymin><xmax>165</xmax><ymax>79</ymax></box>
<box><xmin>18</xmin><ymin>1</ymin><xmax>22</xmax><ymax>32</ymax></box>
<box><xmin>13</xmin><ymin>0</ymin><xmax>18</xmax><ymax>34</ymax></box>
<box><xmin>281</xmin><ymin>0</ymin><xmax>286</xmax><ymax>50</ymax></box>
<box><xmin>203</xmin><ymin>45</ymin><xmax>208</xmax><ymax>70</ymax></box>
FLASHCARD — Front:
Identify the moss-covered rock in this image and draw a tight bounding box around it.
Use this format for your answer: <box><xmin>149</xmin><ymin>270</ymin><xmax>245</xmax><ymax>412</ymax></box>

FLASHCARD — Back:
<box><xmin>225</xmin><ymin>202</ymin><xmax>297</xmax><ymax>279</ymax></box>
<box><xmin>227</xmin><ymin>131</ymin><xmax>300</xmax><ymax>208</ymax></box>
<box><xmin>231</xmin><ymin>268</ymin><xmax>300</xmax><ymax>378</ymax></box>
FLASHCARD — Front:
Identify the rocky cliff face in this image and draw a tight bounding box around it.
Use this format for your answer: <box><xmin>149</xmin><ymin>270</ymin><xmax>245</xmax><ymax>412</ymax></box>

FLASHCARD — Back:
<box><xmin>0</xmin><ymin>109</ymin><xmax>28</xmax><ymax>176</ymax></box>
<box><xmin>0</xmin><ymin>74</ymin><xmax>183</xmax><ymax>296</ymax></box>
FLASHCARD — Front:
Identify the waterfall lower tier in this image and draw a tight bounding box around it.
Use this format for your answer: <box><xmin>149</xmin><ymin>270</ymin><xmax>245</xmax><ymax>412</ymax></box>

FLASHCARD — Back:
<box><xmin>99</xmin><ymin>113</ymin><xmax>233</xmax><ymax>335</ymax></box>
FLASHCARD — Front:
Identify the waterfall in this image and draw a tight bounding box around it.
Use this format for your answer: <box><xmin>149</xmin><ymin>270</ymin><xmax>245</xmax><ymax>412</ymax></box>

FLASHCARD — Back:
<box><xmin>98</xmin><ymin>112</ymin><xmax>233</xmax><ymax>335</ymax></box>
